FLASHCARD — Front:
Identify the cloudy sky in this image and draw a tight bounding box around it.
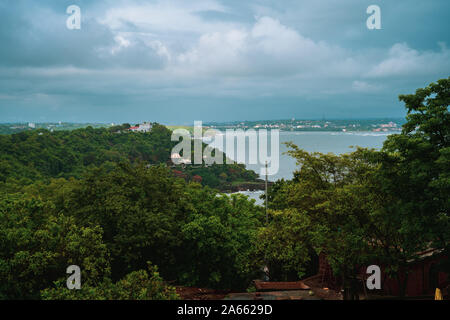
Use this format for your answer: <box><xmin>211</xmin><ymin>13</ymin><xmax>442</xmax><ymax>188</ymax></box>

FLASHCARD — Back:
<box><xmin>0</xmin><ymin>0</ymin><xmax>449</xmax><ymax>124</ymax></box>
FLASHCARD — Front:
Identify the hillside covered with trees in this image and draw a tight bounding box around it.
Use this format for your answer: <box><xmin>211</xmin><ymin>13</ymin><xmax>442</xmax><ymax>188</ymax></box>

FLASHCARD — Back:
<box><xmin>0</xmin><ymin>123</ymin><xmax>261</xmax><ymax>193</ymax></box>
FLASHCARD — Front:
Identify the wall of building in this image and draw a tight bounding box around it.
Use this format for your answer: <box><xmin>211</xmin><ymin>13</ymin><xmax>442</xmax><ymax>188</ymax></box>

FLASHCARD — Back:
<box><xmin>318</xmin><ymin>253</ymin><xmax>448</xmax><ymax>297</ymax></box>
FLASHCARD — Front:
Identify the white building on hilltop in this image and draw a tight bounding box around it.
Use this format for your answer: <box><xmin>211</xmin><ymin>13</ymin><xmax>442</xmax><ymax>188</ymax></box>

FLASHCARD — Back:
<box><xmin>129</xmin><ymin>122</ymin><xmax>153</xmax><ymax>133</ymax></box>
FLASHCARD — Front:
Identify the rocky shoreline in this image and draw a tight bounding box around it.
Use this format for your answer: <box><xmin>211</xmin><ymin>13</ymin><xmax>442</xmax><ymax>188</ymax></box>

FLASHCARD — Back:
<box><xmin>219</xmin><ymin>180</ymin><xmax>274</xmax><ymax>193</ymax></box>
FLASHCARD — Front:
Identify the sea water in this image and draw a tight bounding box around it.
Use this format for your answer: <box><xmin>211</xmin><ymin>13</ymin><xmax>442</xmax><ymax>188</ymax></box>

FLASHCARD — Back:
<box><xmin>210</xmin><ymin>131</ymin><xmax>392</xmax><ymax>205</ymax></box>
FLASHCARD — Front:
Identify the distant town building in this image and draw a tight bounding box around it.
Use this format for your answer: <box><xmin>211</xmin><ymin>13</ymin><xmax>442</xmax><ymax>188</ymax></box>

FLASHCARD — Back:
<box><xmin>380</xmin><ymin>121</ymin><xmax>397</xmax><ymax>128</ymax></box>
<box><xmin>28</xmin><ymin>122</ymin><xmax>35</xmax><ymax>128</ymax></box>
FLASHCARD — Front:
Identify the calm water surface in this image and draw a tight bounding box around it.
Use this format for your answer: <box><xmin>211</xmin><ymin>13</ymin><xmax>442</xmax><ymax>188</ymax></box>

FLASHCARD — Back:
<box><xmin>211</xmin><ymin>131</ymin><xmax>393</xmax><ymax>205</ymax></box>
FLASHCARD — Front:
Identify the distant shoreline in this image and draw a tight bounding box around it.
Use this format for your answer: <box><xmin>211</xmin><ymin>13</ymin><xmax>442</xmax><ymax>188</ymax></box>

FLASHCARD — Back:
<box><xmin>0</xmin><ymin>119</ymin><xmax>403</xmax><ymax>136</ymax></box>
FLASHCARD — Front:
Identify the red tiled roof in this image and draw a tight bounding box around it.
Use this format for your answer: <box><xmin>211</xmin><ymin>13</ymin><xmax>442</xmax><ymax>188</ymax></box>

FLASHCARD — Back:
<box><xmin>254</xmin><ymin>281</ymin><xmax>310</xmax><ymax>291</ymax></box>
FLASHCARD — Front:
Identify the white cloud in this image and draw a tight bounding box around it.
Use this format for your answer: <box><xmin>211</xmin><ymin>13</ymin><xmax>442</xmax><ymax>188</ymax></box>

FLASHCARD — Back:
<box><xmin>100</xmin><ymin>0</ymin><xmax>232</xmax><ymax>34</ymax></box>
<box><xmin>111</xmin><ymin>35</ymin><xmax>131</xmax><ymax>55</ymax></box>
<box><xmin>175</xmin><ymin>16</ymin><xmax>347</xmax><ymax>77</ymax></box>
<box><xmin>352</xmin><ymin>80</ymin><xmax>380</xmax><ymax>92</ymax></box>
<box><xmin>95</xmin><ymin>2</ymin><xmax>449</xmax><ymax>94</ymax></box>
<box><xmin>368</xmin><ymin>42</ymin><xmax>450</xmax><ymax>78</ymax></box>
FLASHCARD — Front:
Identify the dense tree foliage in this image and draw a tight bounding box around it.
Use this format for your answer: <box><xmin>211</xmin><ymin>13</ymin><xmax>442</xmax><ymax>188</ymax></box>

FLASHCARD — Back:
<box><xmin>0</xmin><ymin>161</ymin><xmax>264</xmax><ymax>299</ymax></box>
<box><xmin>0</xmin><ymin>193</ymin><xmax>110</xmax><ymax>299</ymax></box>
<box><xmin>182</xmin><ymin>163</ymin><xmax>260</xmax><ymax>190</ymax></box>
<box><xmin>262</xmin><ymin>78</ymin><xmax>449</xmax><ymax>298</ymax></box>
<box><xmin>40</xmin><ymin>263</ymin><xmax>179</xmax><ymax>300</ymax></box>
<box><xmin>383</xmin><ymin>78</ymin><xmax>449</xmax><ymax>253</ymax></box>
<box><xmin>0</xmin><ymin>123</ymin><xmax>260</xmax><ymax>192</ymax></box>
<box><xmin>254</xmin><ymin>208</ymin><xmax>317</xmax><ymax>281</ymax></box>
<box><xmin>0</xmin><ymin>123</ymin><xmax>173</xmax><ymax>184</ymax></box>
